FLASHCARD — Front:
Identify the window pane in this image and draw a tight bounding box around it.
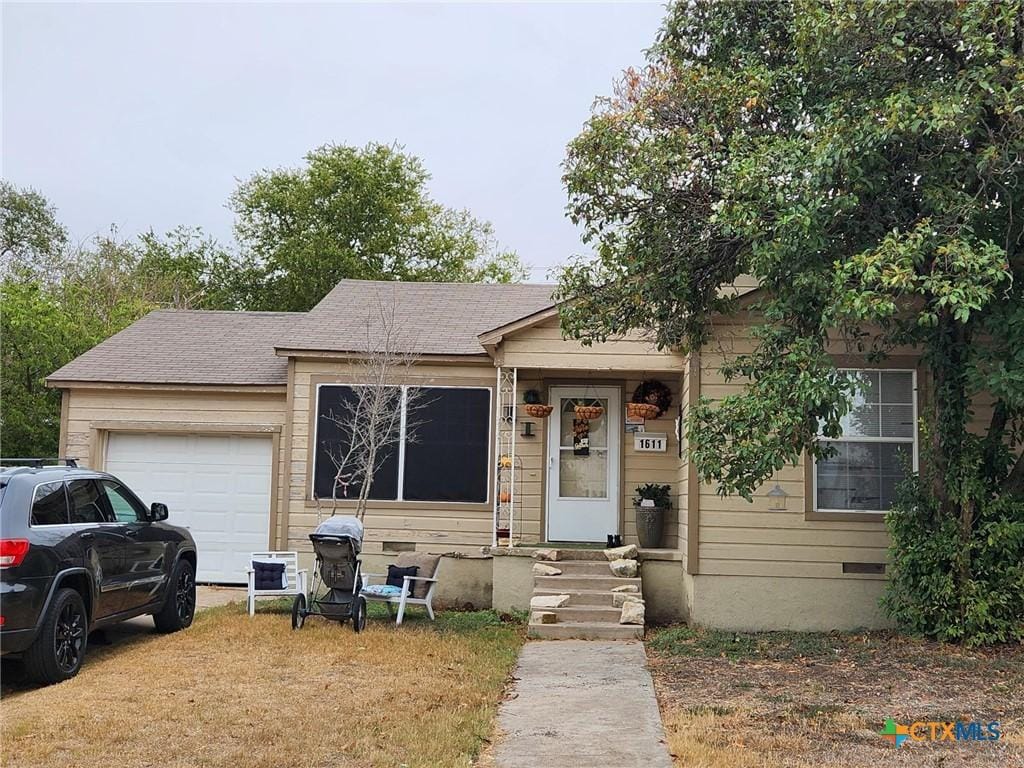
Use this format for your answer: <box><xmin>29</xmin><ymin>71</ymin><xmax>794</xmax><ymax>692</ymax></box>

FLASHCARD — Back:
<box><xmin>841</xmin><ymin>399</ymin><xmax>880</xmax><ymax>438</ymax></box>
<box><xmin>847</xmin><ymin>443</ymin><xmax>882</xmax><ymax>510</ymax></box>
<box><xmin>403</xmin><ymin>388</ymin><xmax>490</xmax><ymax>503</ymax></box>
<box><xmin>31</xmin><ymin>482</ymin><xmax>69</xmax><ymax>525</ymax></box>
<box><xmin>815</xmin><ymin>444</ymin><xmax>848</xmax><ymax>510</ymax></box>
<box><xmin>559</xmin><ymin>449</ymin><xmax>608</xmax><ymax>498</ymax></box>
<box><xmin>879</xmin><ymin>443</ymin><xmax>913</xmax><ymax>508</ymax></box>
<box><xmin>101</xmin><ymin>481</ymin><xmax>146</xmax><ymax>523</ymax></box>
<box><xmin>881</xmin><ymin>404</ymin><xmax>915</xmax><ymax>438</ymax></box>
<box><xmin>67</xmin><ymin>479</ymin><xmax>111</xmax><ymax>524</ymax></box>
<box><xmin>314</xmin><ymin>385</ymin><xmax>400</xmax><ymax>501</ymax></box>
<box><xmin>817</xmin><ymin>441</ymin><xmax>910</xmax><ymax>512</ymax></box>
<box><xmin>847</xmin><ymin>371</ymin><xmax>879</xmax><ymax>402</ymax></box>
<box><xmin>881</xmin><ymin>372</ymin><xmax>913</xmax><ymax>404</ymax></box>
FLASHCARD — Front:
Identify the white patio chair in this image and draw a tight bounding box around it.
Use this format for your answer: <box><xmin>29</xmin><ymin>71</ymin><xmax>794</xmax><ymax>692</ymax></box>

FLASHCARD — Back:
<box><xmin>360</xmin><ymin>556</ymin><xmax>442</xmax><ymax>626</ymax></box>
<box><xmin>247</xmin><ymin>551</ymin><xmax>308</xmax><ymax>616</ymax></box>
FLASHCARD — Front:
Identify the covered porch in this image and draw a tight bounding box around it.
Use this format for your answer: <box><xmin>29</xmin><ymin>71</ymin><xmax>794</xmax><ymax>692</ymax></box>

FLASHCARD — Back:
<box><xmin>489</xmin><ymin>364</ymin><xmax>686</xmax><ymax>554</ymax></box>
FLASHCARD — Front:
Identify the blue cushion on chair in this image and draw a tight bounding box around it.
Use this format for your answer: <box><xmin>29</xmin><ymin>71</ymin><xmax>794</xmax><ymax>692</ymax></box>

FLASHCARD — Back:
<box><xmin>253</xmin><ymin>561</ymin><xmax>286</xmax><ymax>590</ymax></box>
<box><xmin>386</xmin><ymin>564</ymin><xmax>418</xmax><ymax>592</ymax></box>
<box><xmin>363</xmin><ymin>584</ymin><xmax>402</xmax><ymax>598</ymax></box>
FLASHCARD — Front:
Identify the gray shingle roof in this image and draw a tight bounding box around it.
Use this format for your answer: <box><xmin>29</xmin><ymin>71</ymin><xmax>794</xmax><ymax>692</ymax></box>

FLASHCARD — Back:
<box><xmin>277</xmin><ymin>280</ymin><xmax>556</xmax><ymax>356</ymax></box>
<box><xmin>47</xmin><ymin>310</ymin><xmax>298</xmax><ymax>386</ymax></box>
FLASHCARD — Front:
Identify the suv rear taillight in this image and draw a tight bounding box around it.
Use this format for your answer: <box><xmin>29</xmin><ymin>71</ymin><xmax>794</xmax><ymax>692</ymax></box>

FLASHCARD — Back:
<box><xmin>0</xmin><ymin>539</ymin><xmax>30</xmax><ymax>568</ymax></box>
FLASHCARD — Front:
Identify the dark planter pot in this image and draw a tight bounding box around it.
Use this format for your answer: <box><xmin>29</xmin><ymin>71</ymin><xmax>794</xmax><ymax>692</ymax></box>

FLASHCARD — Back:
<box><xmin>635</xmin><ymin>506</ymin><xmax>667</xmax><ymax>549</ymax></box>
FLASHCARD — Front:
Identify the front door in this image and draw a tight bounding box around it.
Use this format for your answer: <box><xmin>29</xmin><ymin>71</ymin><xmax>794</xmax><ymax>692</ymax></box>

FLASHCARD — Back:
<box><xmin>546</xmin><ymin>385</ymin><xmax>621</xmax><ymax>542</ymax></box>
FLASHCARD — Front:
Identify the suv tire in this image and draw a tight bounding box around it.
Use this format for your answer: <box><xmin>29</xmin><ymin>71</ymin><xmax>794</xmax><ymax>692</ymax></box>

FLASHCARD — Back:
<box><xmin>23</xmin><ymin>587</ymin><xmax>88</xmax><ymax>685</ymax></box>
<box><xmin>153</xmin><ymin>559</ymin><xmax>196</xmax><ymax>633</ymax></box>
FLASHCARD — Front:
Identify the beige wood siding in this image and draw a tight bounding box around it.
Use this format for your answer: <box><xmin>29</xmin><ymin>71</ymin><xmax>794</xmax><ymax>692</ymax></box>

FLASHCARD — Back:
<box><xmin>499</xmin><ymin>317</ymin><xmax>683</xmax><ymax>372</ymax></box>
<box><xmin>697</xmin><ymin>324</ymin><xmax>896</xmax><ymax>580</ymax></box>
<box><xmin>62</xmin><ymin>386</ymin><xmax>288</xmax><ymax>546</ymax></box>
<box><xmin>288</xmin><ymin>360</ymin><xmax>496</xmax><ymax>556</ymax></box>
<box><xmin>693</xmin><ymin>321</ymin><xmax>995</xmax><ymax>580</ymax></box>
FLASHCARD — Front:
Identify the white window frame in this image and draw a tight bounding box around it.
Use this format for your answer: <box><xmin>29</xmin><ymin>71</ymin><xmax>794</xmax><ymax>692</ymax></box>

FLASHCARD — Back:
<box><xmin>812</xmin><ymin>368</ymin><xmax>919</xmax><ymax>515</ymax></box>
<box><xmin>311</xmin><ymin>382</ymin><xmax>492</xmax><ymax>505</ymax></box>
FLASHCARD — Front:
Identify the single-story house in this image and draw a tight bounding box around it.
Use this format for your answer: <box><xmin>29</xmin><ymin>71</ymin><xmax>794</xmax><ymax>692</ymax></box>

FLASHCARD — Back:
<box><xmin>48</xmin><ymin>278</ymin><xmax>979</xmax><ymax>630</ymax></box>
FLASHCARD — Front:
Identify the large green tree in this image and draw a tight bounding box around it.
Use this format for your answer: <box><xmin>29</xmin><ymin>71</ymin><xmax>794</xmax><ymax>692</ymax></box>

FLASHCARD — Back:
<box><xmin>1</xmin><ymin>182</ymin><xmax>68</xmax><ymax>276</ymax></box>
<box><xmin>558</xmin><ymin>0</ymin><xmax>1024</xmax><ymax>642</ymax></box>
<box><xmin>1</xmin><ymin>187</ymin><xmax>243</xmax><ymax>456</ymax></box>
<box><xmin>231</xmin><ymin>143</ymin><xmax>526</xmax><ymax>312</ymax></box>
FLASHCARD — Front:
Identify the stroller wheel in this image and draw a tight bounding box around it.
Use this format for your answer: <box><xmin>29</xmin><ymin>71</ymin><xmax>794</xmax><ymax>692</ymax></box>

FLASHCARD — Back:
<box><xmin>291</xmin><ymin>594</ymin><xmax>307</xmax><ymax>630</ymax></box>
<box><xmin>352</xmin><ymin>596</ymin><xmax>367</xmax><ymax>633</ymax></box>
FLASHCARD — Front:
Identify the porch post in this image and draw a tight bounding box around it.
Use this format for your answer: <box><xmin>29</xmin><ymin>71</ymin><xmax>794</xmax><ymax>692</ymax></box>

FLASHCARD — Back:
<box><xmin>493</xmin><ymin>366</ymin><xmax>518</xmax><ymax>547</ymax></box>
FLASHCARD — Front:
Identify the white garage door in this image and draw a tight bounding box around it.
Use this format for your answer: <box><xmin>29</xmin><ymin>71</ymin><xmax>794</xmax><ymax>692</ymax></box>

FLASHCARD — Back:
<box><xmin>105</xmin><ymin>432</ymin><xmax>273</xmax><ymax>584</ymax></box>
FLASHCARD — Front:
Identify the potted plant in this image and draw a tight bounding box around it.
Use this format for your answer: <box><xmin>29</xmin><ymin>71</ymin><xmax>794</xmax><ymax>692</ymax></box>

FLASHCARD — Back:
<box><xmin>633</xmin><ymin>483</ymin><xmax>671</xmax><ymax>548</ymax></box>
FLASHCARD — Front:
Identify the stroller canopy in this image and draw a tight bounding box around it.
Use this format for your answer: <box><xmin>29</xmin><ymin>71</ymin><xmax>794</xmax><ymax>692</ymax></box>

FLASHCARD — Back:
<box><xmin>313</xmin><ymin>515</ymin><xmax>364</xmax><ymax>548</ymax></box>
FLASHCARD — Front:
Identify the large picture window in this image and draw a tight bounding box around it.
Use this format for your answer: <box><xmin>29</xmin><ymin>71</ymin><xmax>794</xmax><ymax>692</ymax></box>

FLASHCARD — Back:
<box><xmin>814</xmin><ymin>369</ymin><xmax>917</xmax><ymax>513</ymax></box>
<box><xmin>313</xmin><ymin>384</ymin><xmax>491</xmax><ymax>504</ymax></box>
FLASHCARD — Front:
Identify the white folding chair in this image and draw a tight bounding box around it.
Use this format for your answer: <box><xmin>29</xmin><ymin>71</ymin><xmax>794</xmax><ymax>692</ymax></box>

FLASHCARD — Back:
<box><xmin>360</xmin><ymin>558</ymin><xmax>442</xmax><ymax>626</ymax></box>
<box><xmin>247</xmin><ymin>551</ymin><xmax>307</xmax><ymax>616</ymax></box>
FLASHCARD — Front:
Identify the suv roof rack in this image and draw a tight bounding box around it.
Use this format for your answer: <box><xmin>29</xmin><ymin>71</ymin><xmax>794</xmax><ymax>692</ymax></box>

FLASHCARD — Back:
<box><xmin>0</xmin><ymin>458</ymin><xmax>79</xmax><ymax>469</ymax></box>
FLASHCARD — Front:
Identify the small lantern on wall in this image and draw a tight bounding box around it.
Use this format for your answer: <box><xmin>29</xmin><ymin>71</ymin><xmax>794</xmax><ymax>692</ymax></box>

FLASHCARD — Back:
<box><xmin>768</xmin><ymin>483</ymin><xmax>788</xmax><ymax>511</ymax></box>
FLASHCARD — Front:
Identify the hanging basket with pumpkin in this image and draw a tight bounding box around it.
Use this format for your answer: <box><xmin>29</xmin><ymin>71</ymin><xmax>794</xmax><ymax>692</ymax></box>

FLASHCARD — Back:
<box><xmin>574</xmin><ymin>403</ymin><xmax>605</xmax><ymax>420</ymax></box>
<box><xmin>627</xmin><ymin>402</ymin><xmax>661</xmax><ymax>420</ymax></box>
<box><xmin>524</xmin><ymin>404</ymin><xmax>554</xmax><ymax>418</ymax></box>
<box><xmin>631</xmin><ymin>379</ymin><xmax>672</xmax><ymax>418</ymax></box>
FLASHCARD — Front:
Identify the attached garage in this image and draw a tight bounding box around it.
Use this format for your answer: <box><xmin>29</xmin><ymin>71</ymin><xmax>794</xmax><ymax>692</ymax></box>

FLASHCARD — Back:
<box><xmin>106</xmin><ymin>432</ymin><xmax>274</xmax><ymax>583</ymax></box>
<box><xmin>47</xmin><ymin>309</ymin><xmax>295</xmax><ymax>584</ymax></box>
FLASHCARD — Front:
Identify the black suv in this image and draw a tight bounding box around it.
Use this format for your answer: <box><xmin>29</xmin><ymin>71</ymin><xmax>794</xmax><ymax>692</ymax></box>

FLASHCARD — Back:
<box><xmin>0</xmin><ymin>461</ymin><xmax>197</xmax><ymax>684</ymax></box>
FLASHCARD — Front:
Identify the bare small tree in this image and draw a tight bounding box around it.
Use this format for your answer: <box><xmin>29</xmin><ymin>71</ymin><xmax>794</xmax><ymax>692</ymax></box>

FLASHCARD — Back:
<box><xmin>317</xmin><ymin>294</ymin><xmax>425</xmax><ymax>522</ymax></box>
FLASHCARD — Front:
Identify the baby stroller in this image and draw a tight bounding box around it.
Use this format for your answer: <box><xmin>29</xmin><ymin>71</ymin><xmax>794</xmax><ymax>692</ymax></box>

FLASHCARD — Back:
<box><xmin>291</xmin><ymin>515</ymin><xmax>367</xmax><ymax>632</ymax></box>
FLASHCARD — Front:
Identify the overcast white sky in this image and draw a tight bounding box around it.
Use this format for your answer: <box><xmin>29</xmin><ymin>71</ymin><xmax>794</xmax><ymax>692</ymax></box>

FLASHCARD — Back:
<box><xmin>2</xmin><ymin>2</ymin><xmax>664</xmax><ymax>281</ymax></box>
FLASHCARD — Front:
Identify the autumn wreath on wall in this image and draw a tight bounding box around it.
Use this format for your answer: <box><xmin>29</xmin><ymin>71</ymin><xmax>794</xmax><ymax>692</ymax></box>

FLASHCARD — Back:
<box><xmin>630</xmin><ymin>379</ymin><xmax>672</xmax><ymax>418</ymax></box>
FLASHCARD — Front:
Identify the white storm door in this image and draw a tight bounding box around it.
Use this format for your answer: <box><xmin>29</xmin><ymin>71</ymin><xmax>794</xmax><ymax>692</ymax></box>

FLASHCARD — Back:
<box><xmin>105</xmin><ymin>432</ymin><xmax>273</xmax><ymax>584</ymax></box>
<box><xmin>545</xmin><ymin>386</ymin><xmax>621</xmax><ymax>542</ymax></box>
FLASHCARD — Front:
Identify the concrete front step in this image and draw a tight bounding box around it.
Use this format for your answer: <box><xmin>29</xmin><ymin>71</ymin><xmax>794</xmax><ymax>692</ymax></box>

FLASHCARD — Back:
<box><xmin>534</xmin><ymin>574</ymin><xmax>641</xmax><ymax>591</ymax></box>
<box><xmin>537</xmin><ymin>548</ymin><xmax>608</xmax><ymax>562</ymax></box>
<box><xmin>538</xmin><ymin>560</ymin><xmax>618</xmax><ymax>575</ymax></box>
<box><xmin>532</xmin><ymin>587</ymin><xmax>632</xmax><ymax>606</ymax></box>
<box><xmin>546</xmin><ymin>604</ymin><xmax>623</xmax><ymax>622</ymax></box>
<box><xmin>527</xmin><ymin>620</ymin><xmax>643</xmax><ymax>640</ymax></box>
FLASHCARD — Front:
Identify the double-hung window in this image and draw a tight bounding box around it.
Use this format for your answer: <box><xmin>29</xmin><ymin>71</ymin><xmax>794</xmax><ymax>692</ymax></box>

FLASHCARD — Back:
<box><xmin>313</xmin><ymin>384</ymin><xmax>491</xmax><ymax>504</ymax></box>
<box><xmin>814</xmin><ymin>369</ymin><xmax>917</xmax><ymax>514</ymax></box>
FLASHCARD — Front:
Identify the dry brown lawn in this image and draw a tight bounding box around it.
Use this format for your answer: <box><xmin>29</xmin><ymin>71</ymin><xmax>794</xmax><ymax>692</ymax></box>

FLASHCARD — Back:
<box><xmin>647</xmin><ymin>626</ymin><xmax>1024</xmax><ymax>768</ymax></box>
<box><xmin>0</xmin><ymin>602</ymin><xmax>524</xmax><ymax>768</ymax></box>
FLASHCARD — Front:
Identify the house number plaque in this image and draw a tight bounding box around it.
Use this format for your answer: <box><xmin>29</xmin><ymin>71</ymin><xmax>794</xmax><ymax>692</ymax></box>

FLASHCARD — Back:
<box><xmin>634</xmin><ymin>432</ymin><xmax>667</xmax><ymax>452</ymax></box>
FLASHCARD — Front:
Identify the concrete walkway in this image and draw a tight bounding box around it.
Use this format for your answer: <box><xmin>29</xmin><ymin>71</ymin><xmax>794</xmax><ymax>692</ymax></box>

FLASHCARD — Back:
<box><xmin>495</xmin><ymin>641</ymin><xmax>673</xmax><ymax>768</ymax></box>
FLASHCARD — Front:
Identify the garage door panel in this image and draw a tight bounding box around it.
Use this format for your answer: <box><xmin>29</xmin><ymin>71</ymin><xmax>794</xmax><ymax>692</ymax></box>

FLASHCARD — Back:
<box><xmin>106</xmin><ymin>432</ymin><xmax>273</xmax><ymax>584</ymax></box>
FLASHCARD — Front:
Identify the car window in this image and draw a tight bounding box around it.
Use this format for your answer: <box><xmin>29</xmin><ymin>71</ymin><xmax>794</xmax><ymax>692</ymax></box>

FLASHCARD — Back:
<box><xmin>67</xmin><ymin>479</ymin><xmax>113</xmax><ymax>524</ymax></box>
<box><xmin>100</xmin><ymin>480</ymin><xmax>147</xmax><ymax>523</ymax></box>
<box><xmin>32</xmin><ymin>482</ymin><xmax>70</xmax><ymax>525</ymax></box>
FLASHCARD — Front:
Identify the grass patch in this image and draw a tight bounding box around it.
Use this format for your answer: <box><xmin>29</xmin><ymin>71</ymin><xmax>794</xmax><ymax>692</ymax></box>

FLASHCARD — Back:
<box><xmin>648</xmin><ymin>625</ymin><xmax>836</xmax><ymax>661</ymax></box>
<box><xmin>648</xmin><ymin>625</ymin><xmax>1024</xmax><ymax>767</ymax></box>
<box><xmin>0</xmin><ymin>603</ymin><xmax>524</xmax><ymax>768</ymax></box>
